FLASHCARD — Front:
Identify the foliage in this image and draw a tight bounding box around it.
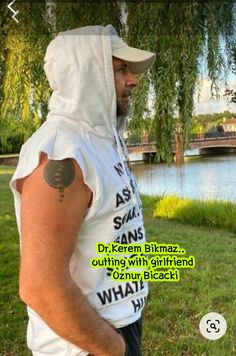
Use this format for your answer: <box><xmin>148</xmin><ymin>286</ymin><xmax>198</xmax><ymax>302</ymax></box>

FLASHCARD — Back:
<box><xmin>191</xmin><ymin>110</ymin><xmax>236</xmax><ymax>133</ymax></box>
<box><xmin>0</xmin><ymin>1</ymin><xmax>52</xmax><ymax>153</ymax></box>
<box><xmin>225</xmin><ymin>87</ymin><xmax>236</xmax><ymax>103</ymax></box>
<box><xmin>0</xmin><ymin>5</ymin><xmax>7</xmax><ymax>108</ymax></box>
<box><xmin>0</xmin><ymin>1</ymin><xmax>123</xmax><ymax>154</ymax></box>
<box><xmin>154</xmin><ymin>194</ymin><xmax>190</xmax><ymax>218</ymax></box>
<box><xmin>54</xmin><ymin>1</ymin><xmax>122</xmax><ymax>33</ymax></box>
<box><xmin>224</xmin><ymin>46</ymin><xmax>236</xmax><ymax>103</ymax></box>
<box><xmin>154</xmin><ymin>194</ymin><xmax>236</xmax><ymax>232</ymax></box>
<box><xmin>126</xmin><ymin>1</ymin><xmax>236</xmax><ymax>162</ymax></box>
<box><xmin>0</xmin><ymin>1</ymin><xmax>235</xmax><ymax>160</ymax></box>
<box><xmin>127</xmin><ymin>73</ymin><xmax>151</xmax><ymax>143</ymax></box>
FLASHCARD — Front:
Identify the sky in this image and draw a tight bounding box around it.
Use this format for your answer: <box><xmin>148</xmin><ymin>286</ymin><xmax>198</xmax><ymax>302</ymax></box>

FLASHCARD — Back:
<box><xmin>148</xmin><ymin>74</ymin><xmax>236</xmax><ymax>118</ymax></box>
<box><xmin>194</xmin><ymin>73</ymin><xmax>236</xmax><ymax>115</ymax></box>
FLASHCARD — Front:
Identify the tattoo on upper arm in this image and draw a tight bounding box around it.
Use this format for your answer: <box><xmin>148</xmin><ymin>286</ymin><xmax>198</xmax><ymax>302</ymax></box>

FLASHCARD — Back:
<box><xmin>44</xmin><ymin>159</ymin><xmax>75</xmax><ymax>202</ymax></box>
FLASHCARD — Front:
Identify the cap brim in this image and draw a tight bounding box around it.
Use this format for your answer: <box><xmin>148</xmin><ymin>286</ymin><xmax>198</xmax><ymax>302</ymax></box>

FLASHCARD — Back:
<box><xmin>112</xmin><ymin>46</ymin><xmax>156</xmax><ymax>74</ymax></box>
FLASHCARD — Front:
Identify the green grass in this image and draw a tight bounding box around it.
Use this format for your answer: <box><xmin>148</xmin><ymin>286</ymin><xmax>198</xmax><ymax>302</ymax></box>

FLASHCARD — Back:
<box><xmin>1</xmin><ymin>166</ymin><xmax>236</xmax><ymax>355</ymax></box>
<box><xmin>154</xmin><ymin>194</ymin><xmax>236</xmax><ymax>232</ymax></box>
<box><xmin>0</xmin><ymin>166</ymin><xmax>31</xmax><ymax>356</ymax></box>
<box><xmin>142</xmin><ymin>197</ymin><xmax>236</xmax><ymax>356</ymax></box>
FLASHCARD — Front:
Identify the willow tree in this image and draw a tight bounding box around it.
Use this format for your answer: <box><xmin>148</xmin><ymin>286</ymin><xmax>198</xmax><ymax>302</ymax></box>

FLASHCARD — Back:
<box><xmin>0</xmin><ymin>0</ymin><xmax>122</xmax><ymax>153</ymax></box>
<box><xmin>0</xmin><ymin>1</ymin><xmax>52</xmax><ymax>153</ymax></box>
<box><xmin>225</xmin><ymin>44</ymin><xmax>236</xmax><ymax>103</ymax></box>
<box><xmin>0</xmin><ymin>3</ymin><xmax>8</xmax><ymax>149</ymax></box>
<box><xmin>126</xmin><ymin>1</ymin><xmax>236</xmax><ymax>162</ymax></box>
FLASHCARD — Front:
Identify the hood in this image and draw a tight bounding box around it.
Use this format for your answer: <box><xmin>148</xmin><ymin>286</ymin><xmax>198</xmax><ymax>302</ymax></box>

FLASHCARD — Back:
<box><xmin>43</xmin><ymin>25</ymin><xmax>138</xmax><ymax>206</ymax></box>
<box><xmin>44</xmin><ymin>25</ymin><xmax>118</xmax><ymax>138</ymax></box>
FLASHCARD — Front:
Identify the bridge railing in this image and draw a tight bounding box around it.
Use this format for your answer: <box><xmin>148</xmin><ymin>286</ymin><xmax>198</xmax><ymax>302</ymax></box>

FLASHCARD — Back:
<box><xmin>126</xmin><ymin>131</ymin><xmax>236</xmax><ymax>146</ymax></box>
<box><xmin>191</xmin><ymin>131</ymin><xmax>236</xmax><ymax>141</ymax></box>
<box><xmin>125</xmin><ymin>138</ymin><xmax>156</xmax><ymax>147</ymax></box>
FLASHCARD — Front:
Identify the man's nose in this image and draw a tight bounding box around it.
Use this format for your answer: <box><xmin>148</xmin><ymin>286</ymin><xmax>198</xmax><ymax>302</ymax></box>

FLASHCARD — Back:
<box><xmin>126</xmin><ymin>72</ymin><xmax>139</xmax><ymax>88</ymax></box>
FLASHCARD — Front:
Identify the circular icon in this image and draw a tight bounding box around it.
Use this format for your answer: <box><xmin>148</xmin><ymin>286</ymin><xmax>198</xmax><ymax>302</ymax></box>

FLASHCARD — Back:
<box><xmin>199</xmin><ymin>312</ymin><xmax>227</xmax><ymax>340</ymax></box>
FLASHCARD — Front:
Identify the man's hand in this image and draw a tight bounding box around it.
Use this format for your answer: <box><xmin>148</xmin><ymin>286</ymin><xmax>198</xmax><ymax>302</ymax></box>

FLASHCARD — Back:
<box><xmin>18</xmin><ymin>153</ymin><xmax>126</xmax><ymax>356</ymax></box>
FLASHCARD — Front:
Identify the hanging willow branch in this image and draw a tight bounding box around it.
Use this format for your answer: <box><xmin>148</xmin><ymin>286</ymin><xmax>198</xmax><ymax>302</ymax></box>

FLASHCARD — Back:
<box><xmin>126</xmin><ymin>1</ymin><xmax>236</xmax><ymax>162</ymax></box>
<box><xmin>0</xmin><ymin>1</ymin><xmax>52</xmax><ymax>152</ymax></box>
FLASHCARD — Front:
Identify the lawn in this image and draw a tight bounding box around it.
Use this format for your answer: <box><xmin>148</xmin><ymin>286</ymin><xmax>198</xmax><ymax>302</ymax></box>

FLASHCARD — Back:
<box><xmin>1</xmin><ymin>166</ymin><xmax>236</xmax><ymax>355</ymax></box>
<box><xmin>0</xmin><ymin>166</ymin><xmax>31</xmax><ymax>356</ymax></box>
<box><xmin>142</xmin><ymin>197</ymin><xmax>236</xmax><ymax>355</ymax></box>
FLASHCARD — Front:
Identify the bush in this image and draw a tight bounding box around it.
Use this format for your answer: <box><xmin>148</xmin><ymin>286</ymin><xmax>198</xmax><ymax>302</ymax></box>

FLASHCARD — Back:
<box><xmin>0</xmin><ymin>132</ymin><xmax>24</xmax><ymax>154</ymax></box>
<box><xmin>153</xmin><ymin>194</ymin><xmax>236</xmax><ymax>232</ymax></box>
<box><xmin>153</xmin><ymin>194</ymin><xmax>190</xmax><ymax>218</ymax></box>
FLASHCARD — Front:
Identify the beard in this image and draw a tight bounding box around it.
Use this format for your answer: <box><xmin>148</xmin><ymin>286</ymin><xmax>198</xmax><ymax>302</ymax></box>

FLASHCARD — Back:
<box><xmin>116</xmin><ymin>96</ymin><xmax>132</xmax><ymax>131</ymax></box>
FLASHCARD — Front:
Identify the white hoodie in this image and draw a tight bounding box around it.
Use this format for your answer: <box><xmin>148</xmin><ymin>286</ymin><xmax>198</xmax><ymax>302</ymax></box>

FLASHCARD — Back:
<box><xmin>10</xmin><ymin>25</ymin><xmax>147</xmax><ymax>355</ymax></box>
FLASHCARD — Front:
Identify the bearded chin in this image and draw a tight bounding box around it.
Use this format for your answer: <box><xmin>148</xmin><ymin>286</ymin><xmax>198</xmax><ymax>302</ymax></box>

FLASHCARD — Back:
<box><xmin>116</xmin><ymin>101</ymin><xmax>132</xmax><ymax>131</ymax></box>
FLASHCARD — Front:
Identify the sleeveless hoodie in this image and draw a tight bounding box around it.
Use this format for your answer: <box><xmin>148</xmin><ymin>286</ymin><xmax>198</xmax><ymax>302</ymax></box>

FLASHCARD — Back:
<box><xmin>10</xmin><ymin>25</ymin><xmax>148</xmax><ymax>355</ymax></box>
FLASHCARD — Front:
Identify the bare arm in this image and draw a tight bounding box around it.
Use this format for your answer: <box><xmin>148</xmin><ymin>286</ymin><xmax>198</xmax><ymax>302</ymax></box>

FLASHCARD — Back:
<box><xmin>18</xmin><ymin>153</ymin><xmax>125</xmax><ymax>356</ymax></box>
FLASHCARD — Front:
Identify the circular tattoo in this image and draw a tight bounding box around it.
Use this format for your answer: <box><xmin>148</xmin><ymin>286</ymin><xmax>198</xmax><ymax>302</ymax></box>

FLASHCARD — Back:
<box><xmin>44</xmin><ymin>159</ymin><xmax>75</xmax><ymax>189</ymax></box>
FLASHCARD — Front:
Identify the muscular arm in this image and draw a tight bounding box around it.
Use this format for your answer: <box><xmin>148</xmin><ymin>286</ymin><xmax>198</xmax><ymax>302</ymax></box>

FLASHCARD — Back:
<box><xmin>18</xmin><ymin>153</ymin><xmax>125</xmax><ymax>356</ymax></box>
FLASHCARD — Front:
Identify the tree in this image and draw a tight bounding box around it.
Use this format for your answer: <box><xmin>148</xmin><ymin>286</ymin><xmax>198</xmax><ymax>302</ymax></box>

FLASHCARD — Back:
<box><xmin>191</xmin><ymin>111</ymin><xmax>236</xmax><ymax>134</ymax></box>
<box><xmin>0</xmin><ymin>0</ymin><xmax>123</xmax><ymax>153</ymax></box>
<box><xmin>224</xmin><ymin>45</ymin><xmax>236</xmax><ymax>103</ymax></box>
<box><xmin>126</xmin><ymin>1</ymin><xmax>236</xmax><ymax>161</ymax></box>
<box><xmin>0</xmin><ymin>1</ymin><xmax>52</xmax><ymax>153</ymax></box>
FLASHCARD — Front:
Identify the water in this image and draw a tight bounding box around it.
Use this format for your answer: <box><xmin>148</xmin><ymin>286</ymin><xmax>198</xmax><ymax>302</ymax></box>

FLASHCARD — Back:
<box><xmin>132</xmin><ymin>155</ymin><xmax>236</xmax><ymax>202</ymax></box>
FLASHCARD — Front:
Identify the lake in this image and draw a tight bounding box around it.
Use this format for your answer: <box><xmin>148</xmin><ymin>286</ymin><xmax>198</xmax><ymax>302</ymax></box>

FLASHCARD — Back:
<box><xmin>132</xmin><ymin>154</ymin><xmax>236</xmax><ymax>202</ymax></box>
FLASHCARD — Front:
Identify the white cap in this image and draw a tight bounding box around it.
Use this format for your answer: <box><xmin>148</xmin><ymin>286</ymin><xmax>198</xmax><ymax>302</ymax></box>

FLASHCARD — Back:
<box><xmin>109</xmin><ymin>25</ymin><xmax>156</xmax><ymax>74</ymax></box>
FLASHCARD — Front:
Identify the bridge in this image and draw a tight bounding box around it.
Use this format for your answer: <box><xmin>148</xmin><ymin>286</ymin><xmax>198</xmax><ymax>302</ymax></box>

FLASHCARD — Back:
<box><xmin>188</xmin><ymin>131</ymin><xmax>236</xmax><ymax>151</ymax></box>
<box><xmin>127</xmin><ymin>131</ymin><xmax>236</xmax><ymax>163</ymax></box>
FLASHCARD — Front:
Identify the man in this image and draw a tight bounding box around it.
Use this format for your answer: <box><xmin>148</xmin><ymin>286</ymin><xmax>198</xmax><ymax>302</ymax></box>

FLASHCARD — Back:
<box><xmin>10</xmin><ymin>25</ymin><xmax>155</xmax><ymax>356</ymax></box>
